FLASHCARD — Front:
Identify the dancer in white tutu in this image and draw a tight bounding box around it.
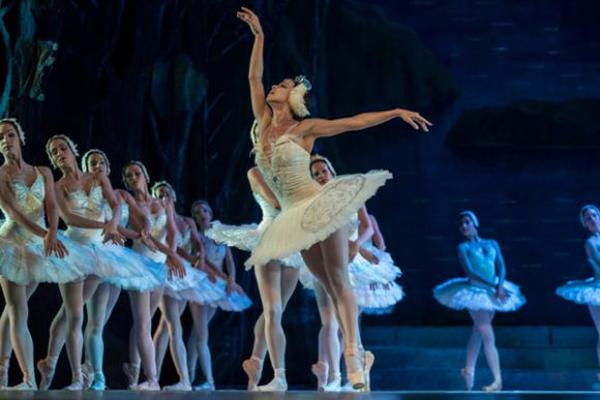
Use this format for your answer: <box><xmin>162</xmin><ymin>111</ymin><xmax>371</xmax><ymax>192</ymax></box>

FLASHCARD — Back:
<box><xmin>433</xmin><ymin>210</ymin><xmax>526</xmax><ymax>392</ymax></box>
<box><xmin>556</xmin><ymin>204</ymin><xmax>600</xmax><ymax>387</ymax></box>
<box><xmin>0</xmin><ymin>119</ymin><xmax>92</xmax><ymax>390</ymax></box>
<box><xmin>206</xmin><ymin>122</ymin><xmax>302</xmax><ymax>391</ymax></box>
<box><xmin>185</xmin><ymin>199</ymin><xmax>251</xmax><ymax>390</ymax></box>
<box><xmin>305</xmin><ymin>155</ymin><xmax>403</xmax><ymax>392</ymax></box>
<box><xmin>237</xmin><ymin>6</ymin><xmax>430</xmax><ymax>389</ymax></box>
<box><xmin>121</xmin><ymin>160</ymin><xmax>191</xmax><ymax>391</ymax></box>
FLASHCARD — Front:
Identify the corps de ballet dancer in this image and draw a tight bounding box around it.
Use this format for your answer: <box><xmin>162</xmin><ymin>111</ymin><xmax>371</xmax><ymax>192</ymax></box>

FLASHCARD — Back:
<box><xmin>433</xmin><ymin>210</ymin><xmax>526</xmax><ymax>391</ymax></box>
<box><xmin>304</xmin><ymin>154</ymin><xmax>404</xmax><ymax>392</ymax></box>
<box><xmin>185</xmin><ymin>199</ymin><xmax>251</xmax><ymax>390</ymax></box>
<box><xmin>206</xmin><ymin>121</ymin><xmax>303</xmax><ymax>391</ymax></box>
<box><xmin>556</xmin><ymin>205</ymin><xmax>600</xmax><ymax>388</ymax></box>
<box><xmin>0</xmin><ymin>119</ymin><xmax>92</xmax><ymax>390</ymax></box>
<box><xmin>237</xmin><ymin>6</ymin><xmax>430</xmax><ymax>390</ymax></box>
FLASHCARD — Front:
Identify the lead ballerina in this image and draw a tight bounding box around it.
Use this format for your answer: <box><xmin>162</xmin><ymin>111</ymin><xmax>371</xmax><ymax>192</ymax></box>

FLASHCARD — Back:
<box><xmin>433</xmin><ymin>211</ymin><xmax>526</xmax><ymax>392</ymax></box>
<box><xmin>237</xmin><ymin>7</ymin><xmax>431</xmax><ymax>390</ymax></box>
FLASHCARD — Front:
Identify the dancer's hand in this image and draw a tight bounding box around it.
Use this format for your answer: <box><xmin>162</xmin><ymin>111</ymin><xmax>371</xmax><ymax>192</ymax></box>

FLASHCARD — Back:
<box><xmin>167</xmin><ymin>253</ymin><xmax>186</xmax><ymax>279</ymax></box>
<box><xmin>237</xmin><ymin>7</ymin><xmax>263</xmax><ymax>36</ymax></box>
<box><xmin>396</xmin><ymin>109</ymin><xmax>432</xmax><ymax>132</ymax></box>
<box><xmin>102</xmin><ymin>222</ymin><xmax>125</xmax><ymax>246</ymax></box>
<box><xmin>495</xmin><ymin>285</ymin><xmax>508</xmax><ymax>303</ymax></box>
<box><xmin>44</xmin><ymin>231</ymin><xmax>69</xmax><ymax>258</ymax></box>
<box><xmin>226</xmin><ymin>280</ymin><xmax>244</xmax><ymax>295</ymax></box>
<box><xmin>140</xmin><ymin>230</ymin><xmax>157</xmax><ymax>252</ymax></box>
<box><xmin>359</xmin><ymin>247</ymin><xmax>380</xmax><ymax>265</ymax></box>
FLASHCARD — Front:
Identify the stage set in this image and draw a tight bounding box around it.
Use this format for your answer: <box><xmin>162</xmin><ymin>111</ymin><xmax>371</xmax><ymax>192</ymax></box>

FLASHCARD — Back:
<box><xmin>1</xmin><ymin>0</ymin><xmax>600</xmax><ymax>398</ymax></box>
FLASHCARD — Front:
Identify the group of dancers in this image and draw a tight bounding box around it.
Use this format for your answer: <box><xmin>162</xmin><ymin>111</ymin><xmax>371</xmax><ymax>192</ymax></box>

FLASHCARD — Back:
<box><xmin>0</xmin><ymin>6</ymin><xmax>597</xmax><ymax>393</ymax></box>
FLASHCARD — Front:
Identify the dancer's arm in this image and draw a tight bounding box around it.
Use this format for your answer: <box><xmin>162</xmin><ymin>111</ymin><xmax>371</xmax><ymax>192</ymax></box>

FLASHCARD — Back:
<box><xmin>97</xmin><ymin>173</ymin><xmax>125</xmax><ymax>245</ymax></box>
<box><xmin>491</xmin><ymin>240</ymin><xmax>507</xmax><ymax>300</ymax></box>
<box><xmin>39</xmin><ymin>167</ymin><xmax>69</xmax><ymax>257</ymax></box>
<box><xmin>54</xmin><ymin>181</ymin><xmax>107</xmax><ymax>230</ymax></box>
<box><xmin>237</xmin><ymin>7</ymin><xmax>269</xmax><ymax>124</ymax></box>
<box><xmin>247</xmin><ymin>167</ymin><xmax>280</xmax><ymax>210</ymax></box>
<box><xmin>585</xmin><ymin>239</ymin><xmax>600</xmax><ymax>273</ymax></box>
<box><xmin>119</xmin><ymin>189</ymin><xmax>155</xmax><ymax>250</ymax></box>
<box><xmin>300</xmin><ymin>108</ymin><xmax>432</xmax><ymax>140</ymax></box>
<box><xmin>164</xmin><ymin>199</ymin><xmax>186</xmax><ymax>278</ymax></box>
<box><xmin>370</xmin><ymin>214</ymin><xmax>386</xmax><ymax>251</ymax></box>
<box><xmin>224</xmin><ymin>247</ymin><xmax>242</xmax><ymax>294</ymax></box>
<box><xmin>457</xmin><ymin>243</ymin><xmax>496</xmax><ymax>288</ymax></box>
<box><xmin>350</xmin><ymin>206</ymin><xmax>374</xmax><ymax>261</ymax></box>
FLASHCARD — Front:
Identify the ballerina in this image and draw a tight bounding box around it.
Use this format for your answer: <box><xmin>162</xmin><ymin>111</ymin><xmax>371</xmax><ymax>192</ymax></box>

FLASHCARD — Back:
<box><xmin>433</xmin><ymin>210</ymin><xmax>526</xmax><ymax>391</ymax></box>
<box><xmin>185</xmin><ymin>199</ymin><xmax>251</xmax><ymax>390</ymax></box>
<box><xmin>237</xmin><ymin>6</ymin><xmax>430</xmax><ymax>389</ymax></box>
<box><xmin>305</xmin><ymin>154</ymin><xmax>404</xmax><ymax>392</ymax></box>
<box><xmin>206</xmin><ymin>121</ymin><xmax>302</xmax><ymax>391</ymax></box>
<box><xmin>556</xmin><ymin>205</ymin><xmax>600</xmax><ymax>388</ymax></box>
<box><xmin>0</xmin><ymin>119</ymin><xmax>91</xmax><ymax>390</ymax></box>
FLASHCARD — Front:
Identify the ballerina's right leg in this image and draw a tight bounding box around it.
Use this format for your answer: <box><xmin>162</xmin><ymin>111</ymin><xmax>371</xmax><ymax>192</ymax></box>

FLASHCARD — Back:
<box><xmin>243</xmin><ymin>264</ymin><xmax>298</xmax><ymax>390</ymax></box>
<box><xmin>0</xmin><ymin>283</ymin><xmax>37</xmax><ymax>389</ymax></box>
<box><xmin>314</xmin><ymin>281</ymin><xmax>341</xmax><ymax>391</ymax></box>
<box><xmin>588</xmin><ymin>305</ymin><xmax>600</xmax><ymax>385</ymax></box>
<box><xmin>154</xmin><ymin>300</ymin><xmax>186</xmax><ymax>376</ymax></box>
<box><xmin>470</xmin><ymin>310</ymin><xmax>502</xmax><ymax>391</ymax></box>
<box><xmin>461</xmin><ymin>323</ymin><xmax>483</xmax><ymax>390</ymax></box>
<box><xmin>0</xmin><ymin>278</ymin><xmax>36</xmax><ymax>389</ymax></box>
<box><xmin>159</xmin><ymin>296</ymin><xmax>191</xmax><ymax>390</ymax></box>
<box><xmin>127</xmin><ymin>290</ymin><xmax>159</xmax><ymax>390</ymax></box>
<box><xmin>38</xmin><ymin>276</ymin><xmax>99</xmax><ymax>390</ymax></box>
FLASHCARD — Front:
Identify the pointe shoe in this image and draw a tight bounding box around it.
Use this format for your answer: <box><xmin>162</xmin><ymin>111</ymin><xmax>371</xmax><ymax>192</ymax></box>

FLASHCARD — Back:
<box><xmin>0</xmin><ymin>358</ymin><xmax>8</xmax><ymax>389</ymax></box>
<box><xmin>460</xmin><ymin>368</ymin><xmax>474</xmax><ymax>391</ymax></box>
<box><xmin>6</xmin><ymin>381</ymin><xmax>37</xmax><ymax>391</ymax></box>
<box><xmin>37</xmin><ymin>358</ymin><xmax>57</xmax><ymax>391</ymax></box>
<box><xmin>242</xmin><ymin>357</ymin><xmax>263</xmax><ymax>391</ymax></box>
<box><xmin>323</xmin><ymin>373</ymin><xmax>342</xmax><ymax>392</ymax></box>
<box><xmin>482</xmin><ymin>379</ymin><xmax>502</xmax><ymax>392</ymax></box>
<box><xmin>135</xmin><ymin>380</ymin><xmax>161</xmax><ymax>391</ymax></box>
<box><xmin>257</xmin><ymin>369</ymin><xmax>287</xmax><ymax>392</ymax></box>
<box><xmin>362</xmin><ymin>350</ymin><xmax>375</xmax><ymax>392</ymax></box>
<box><xmin>63</xmin><ymin>380</ymin><xmax>84</xmax><ymax>391</ymax></box>
<box><xmin>344</xmin><ymin>346</ymin><xmax>366</xmax><ymax>390</ymax></box>
<box><xmin>163</xmin><ymin>381</ymin><xmax>192</xmax><ymax>391</ymax></box>
<box><xmin>90</xmin><ymin>372</ymin><xmax>106</xmax><ymax>391</ymax></box>
<box><xmin>122</xmin><ymin>362</ymin><xmax>140</xmax><ymax>389</ymax></box>
<box><xmin>81</xmin><ymin>361</ymin><xmax>93</xmax><ymax>390</ymax></box>
<box><xmin>192</xmin><ymin>381</ymin><xmax>215</xmax><ymax>391</ymax></box>
<box><xmin>311</xmin><ymin>361</ymin><xmax>329</xmax><ymax>391</ymax></box>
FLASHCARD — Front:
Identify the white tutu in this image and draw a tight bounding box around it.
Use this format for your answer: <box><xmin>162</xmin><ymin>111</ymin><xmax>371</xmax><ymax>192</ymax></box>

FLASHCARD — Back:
<box><xmin>0</xmin><ymin>172</ymin><xmax>94</xmax><ymax>285</ymax></box>
<box><xmin>556</xmin><ymin>277</ymin><xmax>600</xmax><ymax>306</ymax></box>
<box><xmin>433</xmin><ymin>277</ymin><xmax>526</xmax><ymax>312</ymax></box>
<box><xmin>356</xmin><ymin>281</ymin><xmax>405</xmax><ymax>311</ymax></box>
<box><xmin>207</xmin><ymin>221</ymin><xmax>305</xmax><ymax>269</ymax></box>
<box><xmin>0</xmin><ymin>228</ymin><xmax>93</xmax><ymax>285</ymax></box>
<box><xmin>247</xmin><ymin>139</ymin><xmax>391</xmax><ymax>268</ymax></box>
<box><xmin>212</xmin><ymin>279</ymin><xmax>253</xmax><ymax>311</ymax></box>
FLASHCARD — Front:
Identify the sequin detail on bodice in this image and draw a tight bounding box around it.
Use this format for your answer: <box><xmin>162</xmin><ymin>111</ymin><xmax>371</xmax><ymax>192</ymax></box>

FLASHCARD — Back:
<box><xmin>465</xmin><ymin>242</ymin><xmax>497</xmax><ymax>284</ymax></box>
<box><xmin>0</xmin><ymin>173</ymin><xmax>46</xmax><ymax>240</ymax></box>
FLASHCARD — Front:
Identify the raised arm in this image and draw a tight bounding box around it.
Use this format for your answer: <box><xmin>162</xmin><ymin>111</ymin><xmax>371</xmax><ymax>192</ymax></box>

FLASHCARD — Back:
<box><xmin>457</xmin><ymin>243</ymin><xmax>496</xmax><ymax>288</ymax></box>
<box><xmin>97</xmin><ymin>173</ymin><xmax>124</xmax><ymax>244</ymax></box>
<box><xmin>300</xmin><ymin>108</ymin><xmax>432</xmax><ymax>140</ymax></box>
<box><xmin>247</xmin><ymin>167</ymin><xmax>280</xmax><ymax>210</ymax></box>
<box><xmin>237</xmin><ymin>7</ymin><xmax>269</xmax><ymax>123</ymax></box>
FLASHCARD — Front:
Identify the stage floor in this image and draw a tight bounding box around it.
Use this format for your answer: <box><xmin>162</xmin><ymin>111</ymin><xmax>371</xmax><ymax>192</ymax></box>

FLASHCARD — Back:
<box><xmin>1</xmin><ymin>391</ymin><xmax>600</xmax><ymax>399</ymax></box>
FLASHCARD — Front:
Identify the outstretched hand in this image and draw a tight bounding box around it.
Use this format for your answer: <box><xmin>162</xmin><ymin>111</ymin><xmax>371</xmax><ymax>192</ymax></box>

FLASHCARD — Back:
<box><xmin>237</xmin><ymin>7</ymin><xmax>263</xmax><ymax>36</ymax></box>
<box><xmin>397</xmin><ymin>109</ymin><xmax>432</xmax><ymax>132</ymax></box>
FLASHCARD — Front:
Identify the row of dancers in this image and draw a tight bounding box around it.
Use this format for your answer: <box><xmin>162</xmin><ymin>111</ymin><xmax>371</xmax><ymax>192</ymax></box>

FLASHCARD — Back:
<box><xmin>0</xmin><ymin>120</ymin><xmax>254</xmax><ymax>391</ymax></box>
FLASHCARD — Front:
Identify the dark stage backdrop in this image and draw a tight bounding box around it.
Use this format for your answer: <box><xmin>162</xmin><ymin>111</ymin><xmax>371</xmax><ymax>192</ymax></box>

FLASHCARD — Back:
<box><xmin>1</xmin><ymin>0</ymin><xmax>600</xmax><ymax>388</ymax></box>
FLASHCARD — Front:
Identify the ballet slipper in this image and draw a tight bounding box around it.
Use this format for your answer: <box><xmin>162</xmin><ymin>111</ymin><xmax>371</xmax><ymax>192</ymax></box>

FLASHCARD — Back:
<box><xmin>242</xmin><ymin>356</ymin><xmax>263</xmax><ymax>391</ymax></box>
<box><xmin>311</xmin><ymin>361</ymin><xmax>329</xmax><ymax>391</ymax></box>
<box><xmin>461</xmin><ymin>368</ymin><xmax>474</xmax><ymax>391</ymax></box>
